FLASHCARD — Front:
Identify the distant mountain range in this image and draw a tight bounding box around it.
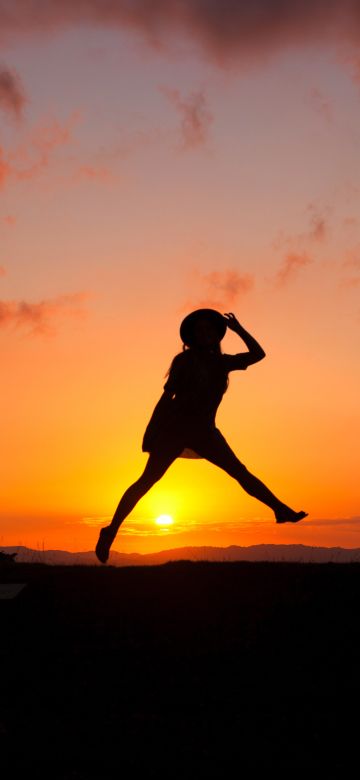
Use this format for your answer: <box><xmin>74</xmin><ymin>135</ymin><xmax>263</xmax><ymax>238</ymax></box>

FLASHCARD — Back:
<box><xmin>1</xmin><ymin>543</ymin><xmax>360</xmax><ymax>565</ymax></box>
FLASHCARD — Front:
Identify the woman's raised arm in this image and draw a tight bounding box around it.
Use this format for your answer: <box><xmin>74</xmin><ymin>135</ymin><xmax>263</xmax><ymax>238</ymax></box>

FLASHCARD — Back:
<box><xmin>223</xmin><ymin>312</ymin><xmax>266</xmax><ymax>361</ymax></box>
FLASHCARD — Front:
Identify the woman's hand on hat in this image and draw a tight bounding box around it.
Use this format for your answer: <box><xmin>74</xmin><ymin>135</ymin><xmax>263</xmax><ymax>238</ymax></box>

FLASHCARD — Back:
<box><xmin>223</xmin><ymin>312</ymin><xmax>242</xmax><ymax>333</ymax></box>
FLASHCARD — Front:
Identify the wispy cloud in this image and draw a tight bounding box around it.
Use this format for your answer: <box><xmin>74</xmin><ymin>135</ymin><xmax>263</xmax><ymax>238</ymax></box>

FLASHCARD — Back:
<box><xmin>202</xmin><ymin>269</ymin><xmax>254</xmax><ymax>300</ymax></box>
<box><xmin>303</xmin><ymin>516</ymin><xmax>360</xmax><ymax>528</ymax></box>
<box><xmin>2</xmin><ymin>214</ymin><xmax>16</xmax><ymax>226</ymax></box>
<box><xmin>339</xmin><ymin>276</ymin><xmax>360</xmax><ymax>288</ymax></box>
<box><xmin>307</xmin><ymin>86</ymin><xmax>333</xmax><ymax>124</ymax></box>
<box><xmin>0</xmin><ymin>112</ymin><xmax>81</xmax><ymax>191</ymax></box>
<box><xmin>343</xmin><ymin>216</ymin><xmax>358</xmax><ymax>228</ymax></box>
<box><xmin>335</xmin><ymin>47</ymin><xmax>360</xmax><ymax>88</ymax></box>
<box><xmin>342</xmin><ymin>253</ymin><xmax>360</xmax><ymax>270</ymax></box>
<box><xmin>1</xmin><ymin>2</ymin><xmax>360</xmax><ymax>71</ymax></box>
<box><xmin>272</xmin><ymin>202</ymin><xmax>329</xmax><ymax>252</ymax></box>
<box><xmin>0</xmin><ymin>291</ymin><xmax>91</xmax><ymax>337</ymax></box>
<box><xmin>270</xmin><ymin>201</ymin><xmax>330</xmax><ymax>287</ymax></box>
<box><xmin>73</xmin><ymin>164</ymin><xmax>114</xmax><ymax>184</ymax></box>
<box><xmin>10</xmin><ymin>113</ymin><xmax>80</xmax><ymax>182</ymax></box>
<box><xmin>180</xmin><ymin>267</ymin><xmax>254</xmax><ymax>312</ymax></box>
<box><xmin>0</xmin><ymin>146</ymin><xmax>11</xmax><ymax>188</ymax></box>
<box><xmin>338</xmin><ymin>248</ymin><xmax>360</xmax><ymax>288</ymax></box>
<box><xmin>0</xmin><ymin>65</ymin><xmax>26</xmax><ymax>120</ymax></box>
<box><xmin>274</xmin><ymin>251</ymin><xmax>313</xmax><ymax>287</ymax></box>
<box><xmin>159</xmin><ymin>85</ymin><xmax>213</xmax><ymax>150</ymax></box>
<box><xmin>305</xmin><ymin>201</ymin><xmax>328</xmax><ymax>242</ymax></box>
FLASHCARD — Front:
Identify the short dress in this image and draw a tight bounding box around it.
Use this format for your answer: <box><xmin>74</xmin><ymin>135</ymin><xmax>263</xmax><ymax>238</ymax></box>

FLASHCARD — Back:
<box><xmin>142</xmin><ymin>348</ymin><xmax>251</xmax><ymax>459</ymax></box>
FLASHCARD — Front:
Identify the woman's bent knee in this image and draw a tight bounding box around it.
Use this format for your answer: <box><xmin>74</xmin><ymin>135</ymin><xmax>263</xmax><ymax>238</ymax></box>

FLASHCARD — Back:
<box><xmin>138</xmin><ymin>472</ymin><xmax>160</xmax><ymax>490</ymax></box>
<box><xmin>228</xmin><ymin>460</ymin><xmax>250</xmax><ymax>481</ymax></box>
<box><xmin>138</xmin><ymin>458</ymin><xmax>173</xmax><ymax>488</ymax></box>
<box><xmin>235</xmin><ymin>465</ymin><xmax>255</xmax><ymax>484</ymax></box>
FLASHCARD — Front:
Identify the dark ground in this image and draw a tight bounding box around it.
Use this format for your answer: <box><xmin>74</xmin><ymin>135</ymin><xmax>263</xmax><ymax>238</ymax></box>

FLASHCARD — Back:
<box><xmin>1</xmin><ymin>561</ymin><xmax>360</xmax><ymax>777</ymax></box>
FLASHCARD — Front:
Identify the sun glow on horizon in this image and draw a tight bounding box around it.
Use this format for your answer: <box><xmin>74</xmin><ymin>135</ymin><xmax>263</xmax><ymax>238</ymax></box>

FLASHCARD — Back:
<box><xmin>155</xmin><ymin>514</ymin><xmax>174</xmax><ymax>528</ymax></box>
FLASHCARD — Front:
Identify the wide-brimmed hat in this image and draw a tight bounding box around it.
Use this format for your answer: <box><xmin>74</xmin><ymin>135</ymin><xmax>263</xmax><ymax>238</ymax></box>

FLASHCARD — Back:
<box><xmin>180</xmin><ymin>308</ymin><xmax>227</xmax><ymax>347</ymax></box>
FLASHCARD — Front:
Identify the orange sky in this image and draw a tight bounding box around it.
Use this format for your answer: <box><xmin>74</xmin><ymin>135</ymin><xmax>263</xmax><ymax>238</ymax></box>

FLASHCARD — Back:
<box><xmin>1</xmin><ymin>3</ymin><xmax>359</xmax><ymax>552</ymax></box>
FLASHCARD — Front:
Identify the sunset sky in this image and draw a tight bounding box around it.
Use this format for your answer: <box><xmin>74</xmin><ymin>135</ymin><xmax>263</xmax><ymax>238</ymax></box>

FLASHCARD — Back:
<box><xmin>1</xmin><ymin>1</ymin><xmax>359</xmax><ymax>553</ymax></box>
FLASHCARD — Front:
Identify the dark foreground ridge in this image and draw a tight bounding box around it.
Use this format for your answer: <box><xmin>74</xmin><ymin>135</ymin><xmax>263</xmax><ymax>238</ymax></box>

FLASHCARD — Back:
<box><xmin>3</xmin><ymin>541</ymin><xmax>360</xmax><ymax>565</ymax></box>
<box><xmin>1</xmin><ymin>560</ymin><xmax>360</xmax><ymax>777</ymax></box>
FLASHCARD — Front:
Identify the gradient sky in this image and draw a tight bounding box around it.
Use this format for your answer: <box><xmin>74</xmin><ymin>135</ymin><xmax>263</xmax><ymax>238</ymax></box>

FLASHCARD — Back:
<box><xmin>1</xmin><ymin>2</ymin><xmax>359</xmax><ymax>553</ymax></box>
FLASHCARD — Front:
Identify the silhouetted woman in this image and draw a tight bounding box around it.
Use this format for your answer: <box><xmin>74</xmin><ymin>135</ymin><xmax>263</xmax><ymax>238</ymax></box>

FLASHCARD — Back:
<box><xmin>96</xmin><ymin>309</ymin><xmax>307</xmax><ymax>563</ymax></box>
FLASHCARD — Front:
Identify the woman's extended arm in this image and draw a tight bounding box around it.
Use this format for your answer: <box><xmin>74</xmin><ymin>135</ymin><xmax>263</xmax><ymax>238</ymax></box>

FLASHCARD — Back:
<box><xmin>223</xmin><ymin>312</ymin><xmax>265</xmax><ymax>363</ymax></box>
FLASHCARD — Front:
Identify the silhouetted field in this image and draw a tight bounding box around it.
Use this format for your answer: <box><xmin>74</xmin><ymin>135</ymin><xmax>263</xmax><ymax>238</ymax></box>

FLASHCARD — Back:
<box><xmin>1</xmin><ymin>561</ymin><xmax>360</xmax><ymax>777</ymax></box>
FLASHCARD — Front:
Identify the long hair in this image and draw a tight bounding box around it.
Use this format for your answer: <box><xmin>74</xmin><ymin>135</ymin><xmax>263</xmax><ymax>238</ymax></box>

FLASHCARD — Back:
<box><xmin>164</xmin><ymin>340</ymin><xmax>230</xmax><ymax>395</ymax></box>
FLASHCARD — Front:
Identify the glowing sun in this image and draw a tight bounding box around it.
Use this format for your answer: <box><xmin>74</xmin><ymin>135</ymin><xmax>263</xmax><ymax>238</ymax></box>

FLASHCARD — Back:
<box><xmin>155</xmin><ymin>514</ymin><xmax>174</xmax><ymax>527</ymax></box>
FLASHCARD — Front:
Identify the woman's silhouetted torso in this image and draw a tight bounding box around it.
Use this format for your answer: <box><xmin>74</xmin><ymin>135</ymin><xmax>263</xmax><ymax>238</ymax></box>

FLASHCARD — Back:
<box><xmin>163</xmin><ymin>348</ymin><xmax>229</xmax><ymax>426</ymax></box>
<box><xmin>143</xmin><ymin>346</ymin><xmax>234</xmax><ymax>459</ymax></box>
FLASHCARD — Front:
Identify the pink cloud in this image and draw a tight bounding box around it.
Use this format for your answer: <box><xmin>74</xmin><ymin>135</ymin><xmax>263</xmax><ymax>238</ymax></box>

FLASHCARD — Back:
<box><xmin>11</xmin><ymin>113</ymin><xmax>80</xmax><ymax>181</ymax></box>
<box><xmin>272</xmin><ymin>202</ymin><xmax>329</xmax><ymax>254</ymax></box>
<box><xmin>159</xmin><ymin>85</ymin><xmax>213</xmax><ymax>149</ymax></box>
<box><xmin>0</xmin><ymin>146</ymin><xmax>11</xmax><ymax>188</ymax></box>
<box><xmin>0</xmin><ymin>291</ymin><xmax>91</xmax><ymax>336</ymax></box>
<box><xmin>1</xmin><ymin>111</ymin><xmax>116</xmax><ymax>193</ymax></box>
<box><xmin>307</xmin><ymin>86</ymin><xmax>333</xmax><ymax>124</ymax></box>
<box><xmin>0</xmin><ymin>65</ymin><xmax>26</xmax><ymax>119</ymax></box>
<box><xmin>274</xmin><ymin>251</ymin><xmax>312</xmax><ymax>287</ymax></box>
<box><xmin>339</xmin><ymin>276</ymin><xmax>360</xmax><ymax>288</ymax></box>
<box><xmin>2</xmin><ymin>214</ymin><xmax>16</xmax><ymax>226</ymax></box>
<box><xmin>305</xmin><ymin>202</ymin><xmax>328</xmax><ymax>242</ymax></box>
<box><xmin>340</xmin><ymin>247</ymin><xmax>360</xmax><ymax>289</ymax></box>
<box><xmin>335</xmin><ymin>47</ymin><xmax>360</xmax><ymax>87</ymax></box>
<box><xmin>0</xmin><ymin>265</ymin><xmax>6</xmax><ymax>277</ymax></box>
<box><xmin>2</xmin><ymin>2</ymin><xmax>360</xmax><ymax>70</ymax></box>
<box><xmin>89</xmin><ymin>126</ymin><xmax>171</xmax><ymax>169</ymax></box>
<box><xmin>74</xmin><ymin>164</ymin><xmax>113</xmax><ymax>183</ymax></box>
<box><xmin>179</xmin><ymin>267</ymin><xmax>254</xmax><ymax>312</ymax></box>
<box><xmin>202</xmin><ymin>269</ymin><xmax>254</xmax><ymax>300</ymax></box>
<box><xmin>342</xmin><ymin>253</ymin><xmax>360</xmax><ymax>270</ymax></box>
<box><xmin>343</xmin><ymin>216</ymin><xmax>358</xmax><ymax>228</ymax></box>
<box><xmin>0</xmin><ymin>112</ymin><xmax>81</xmax><ymax>189</ymax></box>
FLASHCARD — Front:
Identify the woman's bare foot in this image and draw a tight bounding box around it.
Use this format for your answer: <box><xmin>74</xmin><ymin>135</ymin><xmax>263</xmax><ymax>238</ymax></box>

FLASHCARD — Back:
<box><xmin>95</xmin><ymin>526</ymin><xmax>115</xmax><ymax>564</ymax></box>
<box><xmin>275</xmin><ymin>508</ymin><xmax>308</xmax><ymax>524</ymax></box>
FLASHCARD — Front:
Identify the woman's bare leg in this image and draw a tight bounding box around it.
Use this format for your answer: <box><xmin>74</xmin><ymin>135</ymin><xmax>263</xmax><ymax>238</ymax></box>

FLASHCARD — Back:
<box><xmin>192</xmin><ymin>429</ymin><xmax>308</xmax><ymax>523</ymax></box>
<box><xmin>95</xmin><ymin>443</ymin><xmax>183</xmax><ymax>563</ymax></box>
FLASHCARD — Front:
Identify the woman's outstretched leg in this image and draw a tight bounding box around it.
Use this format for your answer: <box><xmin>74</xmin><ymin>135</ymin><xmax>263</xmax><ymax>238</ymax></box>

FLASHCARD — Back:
<box><xmin>192</xmin><ymin>429</ymin><xmax>308</xmax><ymax>523</ymax></box>
<box><xmin>95</xmin><ymin>443</ymin><xmax>183</xmax><ymax>563</ymax></box>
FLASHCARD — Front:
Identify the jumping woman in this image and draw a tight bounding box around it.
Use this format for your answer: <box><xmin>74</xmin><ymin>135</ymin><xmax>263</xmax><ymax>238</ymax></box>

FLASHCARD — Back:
<box><xmin>95</xmin><ymin>309</ymin><xmax>308</xmax><ymax>563</ymax></box>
